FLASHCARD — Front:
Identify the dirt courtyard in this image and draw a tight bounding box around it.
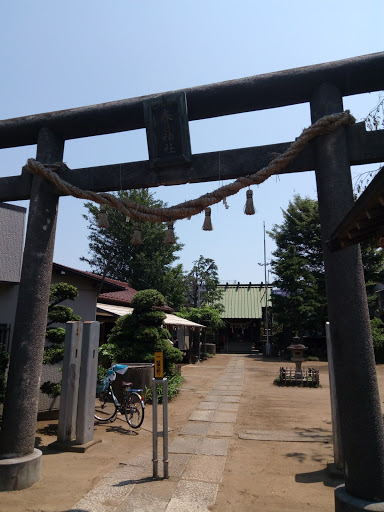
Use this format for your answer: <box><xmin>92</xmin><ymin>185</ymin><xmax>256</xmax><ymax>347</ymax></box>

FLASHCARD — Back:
<box><xmin>1</xmin><ymin>354</ymin><xmax>383</xmax><ymax>512</ymax></box>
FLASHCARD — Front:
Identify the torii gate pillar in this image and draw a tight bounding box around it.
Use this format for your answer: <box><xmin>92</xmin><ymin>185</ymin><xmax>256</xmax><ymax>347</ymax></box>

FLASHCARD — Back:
<box><xmin>0</xmin><ymin>128</ymin><xmax>63</xmax><ymax>489</ymax></box>
<box><xmin>311</xmin><ymin>83</ymin><xmax>384</xmax><ymax>509</ymax></box>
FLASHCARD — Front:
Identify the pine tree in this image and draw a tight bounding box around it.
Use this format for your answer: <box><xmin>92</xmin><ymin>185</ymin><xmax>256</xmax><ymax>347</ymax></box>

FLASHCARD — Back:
<box><xmin>101</xmin><ymin>289</ymin><xmax>183</xmax><ymax>375</ymax></box>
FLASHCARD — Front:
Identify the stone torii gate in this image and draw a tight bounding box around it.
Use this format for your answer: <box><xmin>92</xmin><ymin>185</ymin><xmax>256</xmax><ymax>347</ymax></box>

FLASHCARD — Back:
<box><xmin>1</xmin><ymin>52</ymin><xmax>384</xmax><ymax>510</ymax></box>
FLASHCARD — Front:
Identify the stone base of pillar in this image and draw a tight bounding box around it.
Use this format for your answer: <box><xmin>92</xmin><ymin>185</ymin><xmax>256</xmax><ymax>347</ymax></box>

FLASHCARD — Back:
<box><xmin>48</xmin><ymin>438</ymin><xmax>102</xmax><ymax>453</ymax></box>
<box><xmin>0</xmin><ymin>448</ymin><xmax>42</xmax><ymax>491</ymax></box>
<box><xmin>327</xmin><ymin>462</ymin><xmax>344</xmax><ymax>479</ymax></box>
<box><xmin>335</xmin><ymin>484</ymin><xmax>384</xmax><ymax>511</ymax></box>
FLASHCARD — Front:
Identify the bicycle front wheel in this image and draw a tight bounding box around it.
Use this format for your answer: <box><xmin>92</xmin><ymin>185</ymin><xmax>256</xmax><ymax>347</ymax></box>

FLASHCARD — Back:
<box><xmin>95</xmin><ymin>391</ymin><xmax>117</xmax><ymax>422</ymax></box>
<box><xmin>124</xmin><ymin>392</ymin><xmax>144</xmax><ymax>428</ymax></box>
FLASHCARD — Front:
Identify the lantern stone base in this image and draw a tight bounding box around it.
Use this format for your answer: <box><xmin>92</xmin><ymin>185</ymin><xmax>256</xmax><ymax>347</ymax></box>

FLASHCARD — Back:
<box><xmin>0</xmin><ymin>449</ymin><xmax>42</xmax><ymax>491</ymax></box>
<box><xmin>335</xmin><ymin>484</ymin><xmax>384</xmax><ymax>511</ymax></box>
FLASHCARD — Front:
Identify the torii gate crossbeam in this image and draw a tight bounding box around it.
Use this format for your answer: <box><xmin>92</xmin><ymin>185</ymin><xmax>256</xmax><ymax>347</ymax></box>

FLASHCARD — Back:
<box><xmin>0</xmin><ymin>53</ymin><xmax>384</xmax><ymax>511</ymax></box>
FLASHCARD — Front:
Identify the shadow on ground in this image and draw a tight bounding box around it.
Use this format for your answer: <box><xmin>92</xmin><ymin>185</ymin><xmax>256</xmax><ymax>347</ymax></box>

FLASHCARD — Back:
<box><xmin>295</xmin><ymin>468</ymin><xmax>344</xmax><ymax>488</ymax></box>
<box><xmin>105</xmin><ymin>425</ymin><xmax>139</xmax><ymax>435</ymax></box>
<box><xmin>37</xmin><ymin>423</ymin><xmax>58</xmax><ymax>436</ymax></box>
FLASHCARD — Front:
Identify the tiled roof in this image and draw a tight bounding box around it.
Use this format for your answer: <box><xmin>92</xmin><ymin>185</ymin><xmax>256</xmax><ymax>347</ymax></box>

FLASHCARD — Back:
<box><xmin>218</xmin><ymin>283</ymin><xmax>272</xmax><ymax>319</ymax></box>
<box><xmin>53</xmin><ymin>263</ymin><xmax>125</xmax><ymax>292</ymax></box>
<box><xmin>98</xmin><ymin>288</ymin><xmax>138</xmax><ymax>305</ymax></box>
<box><xmin>54</xmin><ymin>262</ymin><xmax>172</xmax><ymax>311</ymax></box>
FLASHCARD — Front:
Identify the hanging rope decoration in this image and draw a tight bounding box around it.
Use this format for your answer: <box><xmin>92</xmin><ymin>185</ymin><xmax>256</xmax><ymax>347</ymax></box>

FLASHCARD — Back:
<box><xmin>202</xmin><ymin>207</ymin><xmax>213</xmax><ymax>231</ymax></box>
<box><xmin>244</xmin><ymin>189</ymin><xmax>256</xmax><ymax>215</ymax></box>
<box><xmin>97</xmin><ymin>204</ymin><xmax>109</xmax><ymax>228</ymax></box>
<box><xmin>23</xmin><ymin>110</ymin><xmax>355</xmax><ymax>244</ymax></box>
<box><xmin>165</xmin><ymin>222</ymin><xmax>176</xmax><ymax>244</ymax></box>
<box><xmin>130</xmin><ymin>222</ymin><xmax>142</xmax><ymax>246</ymax></box>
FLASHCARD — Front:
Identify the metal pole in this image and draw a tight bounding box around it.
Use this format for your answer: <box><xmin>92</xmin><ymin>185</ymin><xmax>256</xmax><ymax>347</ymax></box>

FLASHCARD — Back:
<box><xmin>264</xmin><ymin>222</ymin><xmax>270</xmax><ymax>356</ymax></box>
<box><xmin>152</xmin><ymin>378</ymin><xmax>158</xmax><ymax>479</ymax></box>
<box><xmin>311</xmin><ymin>83</ymin><xmax>384</xmax><ymax>503</ymax></box>
<box><xmin>162</xmin><ymin>378</ymin><xmax>169</xmax><ymax>479</ymax></box>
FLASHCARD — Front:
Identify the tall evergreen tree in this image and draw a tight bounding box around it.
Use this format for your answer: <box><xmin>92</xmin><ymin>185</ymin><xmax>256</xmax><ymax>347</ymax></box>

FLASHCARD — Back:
<box><xmin>81</xmin><ymin>189</ymin><xmax>186</xmax><ymax>309</ymax></box>
<box><xmin>185</xmin><ymin>255</ymin><xmax>222</xmax><ymax>308</ymax></box>
<box><xmin>269</xmin><ymin>195</ymin><xmax>384</xmax><ymax>338</ymax></box>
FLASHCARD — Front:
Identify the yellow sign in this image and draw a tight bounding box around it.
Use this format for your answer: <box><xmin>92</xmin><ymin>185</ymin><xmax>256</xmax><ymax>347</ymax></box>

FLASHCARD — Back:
<box><xmin>154</xmin><ymin>351</ymin><xmax>164</xmax><ymax>379</ymax></box>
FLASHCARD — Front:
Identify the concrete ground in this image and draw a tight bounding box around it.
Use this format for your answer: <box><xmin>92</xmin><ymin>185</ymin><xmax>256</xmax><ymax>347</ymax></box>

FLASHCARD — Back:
<box><xmin>2</xmin><ymin>354</ymin><xmax>383</xmax><ymax>512</ymax></box>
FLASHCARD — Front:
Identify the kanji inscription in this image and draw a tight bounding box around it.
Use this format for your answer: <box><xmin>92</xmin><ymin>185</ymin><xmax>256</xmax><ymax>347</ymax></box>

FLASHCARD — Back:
<box><xmin>144</xmin><ymin>92</ymin><xmax>192</xmax><ymax>167</ymax></box>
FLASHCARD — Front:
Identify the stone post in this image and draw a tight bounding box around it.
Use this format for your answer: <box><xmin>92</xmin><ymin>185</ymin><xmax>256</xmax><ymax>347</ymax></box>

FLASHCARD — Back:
<box><xmin>76</xmin><ymin>321</ymin><xmax>100</xmax><ymax>446</ymax></box>
<box><xmin>57</xmin><ymin>322</ymin><xmax>83</xmax><ymax>443</ymax></box>
<box><xmin>311</xmin><ymin>84</ymin><xmax>384</xmax><ymax>506</ymax></box>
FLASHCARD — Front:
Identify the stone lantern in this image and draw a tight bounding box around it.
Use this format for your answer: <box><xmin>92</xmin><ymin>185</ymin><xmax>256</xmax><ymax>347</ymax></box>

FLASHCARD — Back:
<box><xmin>287</xmin><ymin>338</ymin><xmax>307</xmax><ymax>379</ymax></box>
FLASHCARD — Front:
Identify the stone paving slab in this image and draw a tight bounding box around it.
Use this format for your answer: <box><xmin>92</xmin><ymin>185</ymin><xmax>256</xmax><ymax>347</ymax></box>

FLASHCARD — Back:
<box><xmin>211</xmin><ymin>411</ymin><xmax>237</xmax><ymax>423</ymax></box>
<box><xmin>189</xmin><ymin>410</ymin><xmax>214</xmax><ymax>422</ymax></box>
<box><xmin>201</xmin><ymin>395</ymin><xmax>223</xmax><ymax>402</ymax></box>
<box><xmin>168</xmin><ymin>454</ymin><xmax>193</xmax><ymax>478</ymax></box>
<box><xmin>86</xmin><ymin>478</ymin><xmax>136</xmax><ymax>506</ymax></box>
<box><xmin>169</xmin><ymin>437</ymin><xmax>229</xmax><ymax>456</ymax></box>
<box><xmin>182</xmin><ymin>455</ymin><xmax>226</xmax><ymax>483</ymax></box>
<box><xmin>166</xmin><ymin>480</ymin><xmax>219</xmax><ymax>512</ymax></box>
<box><xmin>213</xmin><ymin>385</ymin><xmax>243</xmax><ymax>391</ymax></box>
<box><xmin>169</xmin><ymin>437</ymin><xmax>202</xmax><ymax>454</ymax></box>
<box><xmin>197</xmin><ymin>438</ymin><xmax>229</xmax><ymax>456</ymax></box>
<box><xmin>206</xmin><ymin>423</ymin><xmax>234</xmax><ymax>437</ymax></box>
<box><xmin>70</xmin><ymin>497</ymin><xmax>117</xmax><ymax>512</ymax></box>
<box><xmin>238</xmin><ymin>429</ymin><xmax>332</xmax><ymax>443</ymax></box>
<box><xmin>118</xmin><ymin>478</ymin><xmax>178</xmax><ymax>512</ymax></box>
<box><xmin>209</xmin><ymin>390</ymin><xmax>242</xmax><ymax>396</ymax></box>
<box><xmin>204</xmin><ymin>395</ymin><xmax>240</xmax><ymax>403</ymax></box>
<box><xmin>197</xmin><ymin>401</ymin><xmax>219</xmax><ymax>410</ymax></box>
<box><xmin>217</xmin><ymin>403</ymin><xmax>239</xmax><ymax>412</ymax></box>
<box><xmin>180</xmin><ymin>422</ymin><xmax>210</xmax><ymax>436</ymax></box>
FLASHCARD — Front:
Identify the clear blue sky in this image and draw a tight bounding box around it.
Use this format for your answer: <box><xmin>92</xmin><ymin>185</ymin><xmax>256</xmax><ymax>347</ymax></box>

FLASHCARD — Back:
<box><xmin>1</xmin><ymin>1</ymin><xmax>383</xmax><ymax>284</ymax></box>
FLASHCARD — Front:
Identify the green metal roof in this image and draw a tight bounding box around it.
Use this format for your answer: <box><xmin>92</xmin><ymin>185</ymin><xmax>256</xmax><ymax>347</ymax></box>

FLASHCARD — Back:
<box><xmin>218</xmin><ymin>284</ymin><xmax>272</xmax><ymax>319</ymax></box>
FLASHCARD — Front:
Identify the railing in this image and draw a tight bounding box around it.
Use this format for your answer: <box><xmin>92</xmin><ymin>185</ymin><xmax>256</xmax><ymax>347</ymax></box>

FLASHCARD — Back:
<box><xmin>280</xmin><ymin>367</ymin><xmax>320</xmax><ymax>387</ymax></box>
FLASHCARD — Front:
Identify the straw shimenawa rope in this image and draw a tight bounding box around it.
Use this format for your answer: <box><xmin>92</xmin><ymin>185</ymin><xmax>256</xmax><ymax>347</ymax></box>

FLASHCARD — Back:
<box><xmin>24</xmin><ymin>111</ymin><xmax>355</xmax><ymax>224</ymax></box>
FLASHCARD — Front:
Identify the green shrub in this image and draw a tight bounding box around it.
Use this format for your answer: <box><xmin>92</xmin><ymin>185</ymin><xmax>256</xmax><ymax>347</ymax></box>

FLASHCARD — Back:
<box><xmin>371</xmin><ymin>317</ymin><xmax>384</xmax><ymax>363</ymax></box>
<box><xmin>105</xmin><ymin>289</ymin><xmax>183</xmax><ymax>374</ymax></box>
<box><xmin>40</xmin><ymin>380</ymin><xmax>61</xmax><ymax>398</ymax></box>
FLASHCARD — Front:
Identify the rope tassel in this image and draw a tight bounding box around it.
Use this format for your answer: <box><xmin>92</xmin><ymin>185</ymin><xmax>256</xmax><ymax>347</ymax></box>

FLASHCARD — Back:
<box><xmin>202</xmin><ymin>207</ymin><xmax>213</xmax><ymax>231</ymax></box>
<box><xmin>130</xmin><ymin>222</ymin><xmax>143</xmax><ymax>246</ymax></box>
<box><xmin>165</xmin><ymin>222</ymin><xmax>176</xmax><ymax>244</ymax></box>
<box><xmin>244</xmin><ymin>189</ymin><xmax>256</xmax><ymax>215</ymax></box>
<box><xmin>97</xmin><ymin>205</ymin><xmax>109</xmax><ymax>228</ymax></box>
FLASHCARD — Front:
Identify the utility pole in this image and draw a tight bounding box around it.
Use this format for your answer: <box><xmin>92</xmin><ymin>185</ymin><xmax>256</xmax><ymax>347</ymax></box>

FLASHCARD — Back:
<box><xmin>263</xmin><ymin>222</ymin><xmax>270</xmax><ymax>356</ymax></box>
<box><xmin>258</xmin><ymin>222</ymin><xmax>271</xmax><ymax>356</ymax></box>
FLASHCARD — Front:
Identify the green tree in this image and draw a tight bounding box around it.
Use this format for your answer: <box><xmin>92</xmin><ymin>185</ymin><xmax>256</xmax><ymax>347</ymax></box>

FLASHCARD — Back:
<box><xmin>41</xmin><ymin>283</ymin><xmax>80</xmax><ymax>397</ymax></box>
<box><xmin>81</xmin><ymin>189</ymin><xmax>186</xmax><ymax>310</ymax></box>
<box><xmin>185</xmin><ymin>255</ymin><xmax>223</xmax><ymax>308</ymax></box>
<box><xmin>177</xmin><ymin>305</ymin><xmax>225</xmax><ymax>338</ymax></box>
<box><xmin>269</xmin><ymin>195</ymin><xmax>384</xmax><ymax>339</ymax></box>
<box><xmin>101</xmin><ymin>289</ymin><xmax>183</xmax><ymax>375</ymax></box>
<box><xmin>268</xmin><ymin>195</ymin><xmax>326</xmax><ymax>337</ymax></box>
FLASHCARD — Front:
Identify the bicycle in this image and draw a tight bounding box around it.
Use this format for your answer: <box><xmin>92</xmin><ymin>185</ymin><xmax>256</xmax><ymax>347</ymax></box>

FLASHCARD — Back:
<box><xmin>95</xmin><ymin>365</ymin><xmax>145</xmax><ymax>429</ymax></box>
